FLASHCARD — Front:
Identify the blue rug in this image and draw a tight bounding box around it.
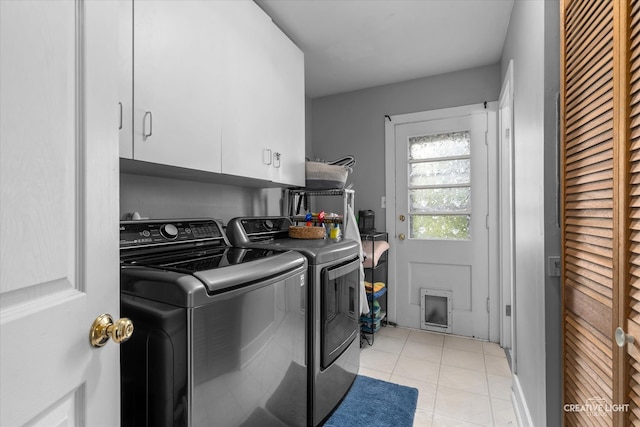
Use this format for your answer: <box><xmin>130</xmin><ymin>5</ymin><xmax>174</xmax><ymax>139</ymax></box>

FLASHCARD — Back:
<box><xmin>323</xmin><ymin>375</ymin><xmax>419</xmax><ymax>427</ymax></box>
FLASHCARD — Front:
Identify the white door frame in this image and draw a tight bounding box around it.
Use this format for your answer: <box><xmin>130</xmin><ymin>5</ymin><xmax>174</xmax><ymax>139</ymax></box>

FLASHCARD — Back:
<box><xmin>384</xmin><ymin>103</ymin><xmax>499</xmax><ymax>340</ymax></box>
<box><xmin>498</xmin><ymin>60</ymin><xmax>517</xmax><ymax>368</ymax></box>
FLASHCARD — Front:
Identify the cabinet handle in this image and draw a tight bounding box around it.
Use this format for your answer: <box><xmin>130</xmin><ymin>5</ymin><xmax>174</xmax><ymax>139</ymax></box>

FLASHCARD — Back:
<box><xmin>273</xmin><ymin>152</ymin><xmax>281</xmax><ymax>168</ymax></box>
<box><xmin>143</xmin><ymin>111</ymin><xmax>153</xmax><ymax>139</ymax></box>
<box><xmin>118</xmin><ymin>102</ymin><xmax>123</xmax><ymax>130</ymax></box>
<box><xmin>263</xmin><ymin>148</ymin><xmax>272</xmax><ymax>165</ymax></box>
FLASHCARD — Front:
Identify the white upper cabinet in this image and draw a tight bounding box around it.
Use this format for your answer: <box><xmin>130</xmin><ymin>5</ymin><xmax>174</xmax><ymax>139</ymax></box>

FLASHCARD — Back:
<box><xmin>118</xmin><ymin>0</ymin><xmax>133</xmax><ymax>159</ymax></box>
<box><xmin>119</xmin><ymin>1</ymin><xmax>305</xmax><ymax>186</ymax></box>
<box><xmin>132</xmin><ymin>0</ymin><xmax>223</xmax><ymax>172</ymax></box>
<box><xmin>219</xmin><ymin>1</ymin><xmax>275</xmax><ymax>181</ymax></box>
<box><xmin>268</xmin><ymin>23</ymin><xmax>305</xmax><ymax>186</ymax></box>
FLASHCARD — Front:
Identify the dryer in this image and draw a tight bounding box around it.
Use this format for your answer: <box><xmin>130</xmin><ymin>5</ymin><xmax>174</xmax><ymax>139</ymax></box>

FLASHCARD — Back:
<box><xmin>226</xmin><ymin>216</ymin><xmax>360</xmax><ymax>426</ymax></box>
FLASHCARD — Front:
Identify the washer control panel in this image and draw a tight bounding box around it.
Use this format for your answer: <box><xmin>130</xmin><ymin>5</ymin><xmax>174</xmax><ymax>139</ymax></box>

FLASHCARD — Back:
<box><xmin>120</xmin><ymin>219</ymin><xmax>226</xmax><ymax>248</ymax></box>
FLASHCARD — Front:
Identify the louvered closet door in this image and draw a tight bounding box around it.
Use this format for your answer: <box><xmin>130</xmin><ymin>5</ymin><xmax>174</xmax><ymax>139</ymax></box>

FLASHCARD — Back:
<box><xmin>626</xmin><ymin>0</ymin><xmax>640</xmax><ymax>422</ymax></box>
<box><xmin>562</xmin><ymin>0</ymin><xmax>640</xmax><ymax>425</ymax></box>
<box><xmin>561</xmin><ymin>0</ymin><xmax>618</xmax><ymax>425</ymax></box>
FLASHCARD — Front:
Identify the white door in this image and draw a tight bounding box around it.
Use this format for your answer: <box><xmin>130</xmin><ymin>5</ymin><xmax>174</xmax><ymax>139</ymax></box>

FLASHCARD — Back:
<box><xmin>498</xmin><ymin>61</ymin><xmax>515</xmax><ymax>354</ymax></box>
<box><xmin>390</xmin><ymin>105</ymin><xmax>492</xmax><ymax>339</ymax></box>
<box><xmin>1</xmin><ymin>1</ymin><xmax>121</xmax><ymax>426</ymax></box>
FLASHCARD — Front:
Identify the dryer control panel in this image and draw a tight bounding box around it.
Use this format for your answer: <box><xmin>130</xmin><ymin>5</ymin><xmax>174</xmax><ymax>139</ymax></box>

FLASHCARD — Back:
<box><xmin>226</xmin><ymin>217</ymin><xmax>292</xmax><ymax>244</ymax></box>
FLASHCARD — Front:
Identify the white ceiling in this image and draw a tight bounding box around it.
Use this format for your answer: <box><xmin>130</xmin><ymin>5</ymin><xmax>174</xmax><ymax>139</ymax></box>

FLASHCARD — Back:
<box><xmin>255</xmin><ymin>0</ymin><xmax>515</xmax><ymax>98</ymax></box>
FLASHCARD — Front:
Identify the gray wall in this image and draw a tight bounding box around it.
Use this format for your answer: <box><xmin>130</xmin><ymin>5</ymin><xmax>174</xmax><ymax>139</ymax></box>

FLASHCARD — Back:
<box><xmin>120</xmin><ymin>173</ymin><xmax>281</xmax><ymax>224</ymax></box>
<box><xmin>311</xmin><ymin>64</ymin><xmax>501</xmax><ymax>229</ymax></box>
<box><xmin>500</xmin><ymin>0</ymin><xmax>560</xmax><ymax>425</ymax></box>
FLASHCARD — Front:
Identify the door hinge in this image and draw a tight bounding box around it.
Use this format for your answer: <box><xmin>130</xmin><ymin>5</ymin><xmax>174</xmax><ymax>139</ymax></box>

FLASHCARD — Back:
<box><xmin>506</xmin><ymin>305</ymin><xmax>511</xmax><ymax>317</ymax></box>
<box><xmin>486</xmin><ymin>297</ymin><xmax>490</xmax><ymax>313</ymax></box>
<box><xmin>486</xmin><ymin>214</ymin><xmax>489</xmax><ymax>229</ymax></box>
<box><xmin>485</xmin><ymin>130</ymin><xmax>488</xmax><ymax>146</ymax></box>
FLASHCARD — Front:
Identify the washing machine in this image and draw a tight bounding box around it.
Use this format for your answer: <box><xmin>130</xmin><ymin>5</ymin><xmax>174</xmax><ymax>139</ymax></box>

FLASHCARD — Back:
<box><xmin>119</xmin><ymin>218</ymin><xmax>308</xmax><ymax>427</ymax></box>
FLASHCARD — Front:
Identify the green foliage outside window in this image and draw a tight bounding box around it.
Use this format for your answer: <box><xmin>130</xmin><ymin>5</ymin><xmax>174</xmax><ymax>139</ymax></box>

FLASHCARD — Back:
<box><xmin>410</xmin><ymin>215</ymin><xmax>470</xmax><ymax>240</ymax></box>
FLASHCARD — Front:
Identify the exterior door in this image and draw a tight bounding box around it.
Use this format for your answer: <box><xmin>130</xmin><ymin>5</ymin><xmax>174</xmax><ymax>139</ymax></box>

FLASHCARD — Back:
<box><xmin>390</xmin><ymin>104</ymin><xmax>492</xmax><ymax>339</ymax></box>
<box><xmin>561</xmin><ymin>0</ymin><xmax>640</xmax><ymax>424</ymax></box>
<box><xmin>0</xmin><ymin>1</ymin><xmax>121</xmax><ymax>426</ymax></box>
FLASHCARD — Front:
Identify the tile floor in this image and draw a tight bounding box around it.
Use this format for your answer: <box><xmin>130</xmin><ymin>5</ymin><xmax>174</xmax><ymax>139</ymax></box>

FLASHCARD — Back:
<box><xmin>359</xmin><ymin>326</ymin><xmax>518</xmax><ymax>426</ymax></box>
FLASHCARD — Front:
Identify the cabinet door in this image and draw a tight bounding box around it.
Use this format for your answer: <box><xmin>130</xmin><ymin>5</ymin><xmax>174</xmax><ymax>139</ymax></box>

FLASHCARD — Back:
<box><xmin>133</xmin><ymin>0</ymin><xmax>222</xmax><ymax>172</ymax></box>
<box><xmin>118</xmin><ymin>0</ymin><xmax>133</xmax><ymax>158</ymax></box>
<box><xmin>220</xmin><ymin>1</ymin><xmax>274</xmax><ymax>181</ymax></box>
<box><xmin>269</xmin><ymin>24</ymin><xmax>306</xmax><ymax>187</ymax></box>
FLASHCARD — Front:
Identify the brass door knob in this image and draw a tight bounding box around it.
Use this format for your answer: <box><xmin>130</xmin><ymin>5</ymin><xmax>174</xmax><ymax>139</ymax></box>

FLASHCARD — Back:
<box><xmin>90</xmin><ymin>314</ymin><xmax>134</xmax><ymax>347</ymax></box>
<box><xmin>398</xmin><ymin>233</ymin><xmax>406</xmax><ymax>241</ymax></box>
<box><xmin>399</xmin><ymin>215</ymin><xmax>406</xmax><ymax>222</ymax></box>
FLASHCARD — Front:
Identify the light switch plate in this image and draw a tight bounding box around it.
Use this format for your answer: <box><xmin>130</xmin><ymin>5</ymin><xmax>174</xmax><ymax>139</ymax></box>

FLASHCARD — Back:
<box><xmin>548</xmin><ymin>256</ymin><xmax>561</xmax><ymax>277</ymax></box>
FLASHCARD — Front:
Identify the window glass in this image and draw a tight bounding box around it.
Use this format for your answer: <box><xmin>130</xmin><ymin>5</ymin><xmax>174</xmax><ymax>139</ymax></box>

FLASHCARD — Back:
<box><xmin>408</xmin><ymin>131</ymin><xmax>471</xmax><ymax>240</ymax></box>
<box><xmin>409</xmin><ymin>159</ymin><xmax>470</xmax><ymax>186</ymax></box>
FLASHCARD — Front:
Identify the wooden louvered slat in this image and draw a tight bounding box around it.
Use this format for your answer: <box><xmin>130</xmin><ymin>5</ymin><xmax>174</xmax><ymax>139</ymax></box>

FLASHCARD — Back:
<box><xmin>566</xmin><ymin>267</ymin><xmax>612</xmax><ymax>292</ymax></box>
<box><xmin>566</xmin><ymin>150</ymin><xmax>614</xmax><ymax>173</ymax></box>
<box><xmin>566</xmin><ymin>189</ymin><xmax>614</xmax><ymax>203</ymax></box>
<box><xmin>565</xmin><ymin>124</ymin><xmax>612</xmax><ymax>154</ymax></box>
<box><xmin>566</xmin><ymin>265</ymin><xmax>612</xmax><ymax>291</ymax></box>
<box><xmin>565</xmin><ymin>4</ymin><xmax>612</xmax><ymax>79</ymax></box>
<box><xmin>565</xmin><ymin>217</ymin><xmax>612</xmax><ymax>230</ymax></box>
<box><xmin>566</xmin><ymin>65</ymin><xmax>613</xmax><ymax>117</ymax></box>
<box><xmin>566</xmin><ymin>110</ymin><xmax>614</xmax><ymax>143</ymax></box>
<box><xmin>566</xmin><ymin>231</ymin><xmax>613</xmax><ymax>248</ymax></box>
<box><xmin>566</xmin><ymin>135</ymin><xmax>614</xmax><ymax>165</ymax></box>
<box><xmin>564</xmin><ymin>342</ymin><xmax>613</xmax><ymax>398</ymax></box>
<box><xmin>566</xmin><ymin>224</ymin><xmax>614</xmax><ymax>238</ymax></box>
<box><xmin>566</xmin><ymin>79</ymin><xmax>612</xmax><ymax>125</ymax></box>
<box><xmin>566</xmin><ymin>27</ymin><xmax>612</xmax><ymax>85</ymax></box>
<box><xmin>565</xmin><ymin>0</ymin><xmax>608</xmax><ymax>50</ymax></box>
<box><xmin>564</xmin><ymin>315</ymin><xmax>614</xmax><ymax>425</ymax></box>
<box><xmin>565</xmin><ymin>83</ymin><xmax>613</xmax><ymax>133</ymax></box>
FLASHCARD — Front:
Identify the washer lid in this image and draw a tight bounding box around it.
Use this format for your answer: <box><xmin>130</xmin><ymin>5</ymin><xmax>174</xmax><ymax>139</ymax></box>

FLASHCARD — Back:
<box><xmin>121</xmin><ymin>250</ymin><xmax>307</xmax><ymax>307</ymax></box>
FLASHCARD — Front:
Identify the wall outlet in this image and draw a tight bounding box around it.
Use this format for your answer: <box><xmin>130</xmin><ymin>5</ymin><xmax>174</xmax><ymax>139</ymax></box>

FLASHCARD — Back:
<box><xmin>548</xmin><ymin>256</ymin><xmax>561</xmax><ymax>277</ymax></box>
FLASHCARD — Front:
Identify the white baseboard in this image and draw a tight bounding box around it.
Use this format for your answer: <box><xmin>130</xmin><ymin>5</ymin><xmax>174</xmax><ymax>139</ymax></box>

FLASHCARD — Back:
<box><xmin>512</xmin><ymin>374</ymin><xmax>534</xmax><ymax>427</ymax></box>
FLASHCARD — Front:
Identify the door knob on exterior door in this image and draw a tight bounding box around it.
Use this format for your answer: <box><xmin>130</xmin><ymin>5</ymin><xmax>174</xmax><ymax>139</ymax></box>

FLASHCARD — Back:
<box><xmin>398</xmin><ymin>233</ymin><xmax>406</xmax><ymax>241</ymax></box>
<box><xmin>615</xmin><ymin>326</ymin><xmax>634</xmax><ymax>348</ymax></box>
<box><xmin>399</xmin><ymin>215</ymin><xmax>406</xmax><ymax>222</ymax></box>
<box><xmin>90</xmin><ymin>314</ymin><xmax>134</xmax><ymax>348</ymax></box>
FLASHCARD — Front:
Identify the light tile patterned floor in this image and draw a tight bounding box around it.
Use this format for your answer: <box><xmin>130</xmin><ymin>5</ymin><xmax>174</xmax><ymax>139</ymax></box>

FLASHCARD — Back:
<box><xmin>360</xmin><ymin>326</ymin><xmax>517</xmax><ymax>426</ymax></box>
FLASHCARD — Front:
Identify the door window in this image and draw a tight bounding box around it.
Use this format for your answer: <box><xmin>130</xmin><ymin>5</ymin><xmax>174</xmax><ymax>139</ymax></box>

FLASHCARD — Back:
<box><xmin>408</xmin><ymin>130</ymin><xmax>471</xmax><ymax>240</ymax></box>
